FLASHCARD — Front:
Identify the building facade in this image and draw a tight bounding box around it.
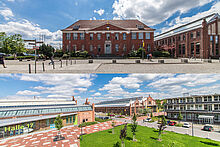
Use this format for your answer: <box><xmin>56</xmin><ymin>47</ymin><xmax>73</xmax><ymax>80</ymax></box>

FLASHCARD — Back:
<box><xmin>154</xmin><ymin>13</ymin><xmax>220</xmax><ymax>59</ymax></box>
<box><xmin>0</xmin><ymin>97</ymin><xmax>95</xmax><ymax>139</ymax></box>
<box><xmin>164</xmin><ymin>94</ymin><xmax>220</xmax><ymax>124</ymax></box>
<box><xmin>61</xmin><ymin>20</ymin><xmax>155</xmax><ymax>57</ymax></box>
<box><xmin>95</xmin><ymin>95</ymin><xmax>157</xmax><ymax>116</ymax></box>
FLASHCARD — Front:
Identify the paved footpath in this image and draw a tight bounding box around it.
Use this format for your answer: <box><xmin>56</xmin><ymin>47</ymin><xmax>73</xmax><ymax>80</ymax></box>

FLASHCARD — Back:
<box><xmin>0</xmin><ymin>121</ymin><xmax>124</xmax><ymax>147</ymax></box>
<box><xmin>1</xmin><ymin>59</ymin><xmax>220</xmax><ymax>73</ymax></box>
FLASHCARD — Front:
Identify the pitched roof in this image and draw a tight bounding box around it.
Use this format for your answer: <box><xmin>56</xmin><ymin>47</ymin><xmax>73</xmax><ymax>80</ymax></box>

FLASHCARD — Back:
<box><xmin>62</xmin><ymin>20</ymin><xmax>155</xmax><ymax>31</ymax></box>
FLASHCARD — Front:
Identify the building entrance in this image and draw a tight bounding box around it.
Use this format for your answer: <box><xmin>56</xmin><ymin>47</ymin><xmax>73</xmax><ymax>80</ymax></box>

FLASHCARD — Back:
<box><xmin>105</xmin><ymin>43</ymin><xmax>112</xmax><ymax>54</ymax></box>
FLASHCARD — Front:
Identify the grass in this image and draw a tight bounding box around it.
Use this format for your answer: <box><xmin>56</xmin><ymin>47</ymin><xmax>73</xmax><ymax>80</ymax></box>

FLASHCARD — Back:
<box><xmin>80</xmin><ymin>125</ymin><xmax>220</xmax><ymax>147</ymax></box>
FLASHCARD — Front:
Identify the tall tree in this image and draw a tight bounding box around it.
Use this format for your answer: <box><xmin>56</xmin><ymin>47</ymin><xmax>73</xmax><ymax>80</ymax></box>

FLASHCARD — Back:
<box><xmin>131</xmin><ymin>113</ymin><xmax>138</xmax><ymax>141</ymax></box>
<box><xmin>178</xmin><ymin>111</ymin><xmax>183</xmax><ymax>124</ymax></box>
<box><xmin>158</xmin><ymin>115</ymin><xmax>167</xmax><ymax>141</ymax></box>
<box><xmin>39</xmin><ymin>44</ymin><xmax>55</xmax><ymax>64</ymax></box>
<box><xmin>54</xmin><ymin>115</ymin><xmax>63</xmax><ymax>140</ymax></box>
<box><xmin>120</xmin><ymin>124</ymin><xmax>127</xmax><ymax>147</ymax></box>
<box><xmin>112</xmin><ymin>121</ymin><xmax>115</xmax><ymax>134</ymax></box>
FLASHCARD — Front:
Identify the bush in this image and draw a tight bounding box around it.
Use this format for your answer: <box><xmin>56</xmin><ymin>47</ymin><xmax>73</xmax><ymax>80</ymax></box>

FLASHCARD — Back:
<box><xmin>70</xmin><ymin>51</ymin><xmax>88</xmax><ymax>58</ymax></box>
<box><xmin>78</xmin><ymin>122</ymin><xmax>98</xmax><ymax>128</ymax></box>
<box><xmin>95</xmin><ymin>118</ymin><xmax>112</xmax><ymax>123</ymax></box>
<box><xmin>152</xmin><ymin>51</ymin><xmax>170</xmax><ymax>57</ymax></box>
<box><xmin>137</xmin><ymin>48</ymin><xmax>146</xmax><ymax>58</ymax></box>
<box><xmin>175</xmin><ymin>123</ymin><xmax>183</xmax><ymax>127</ymax></box>
<box><xmin>54</xmin><ymin>50</ymin><xmax>64</xmax><ymax>58</ymax></box>
<box><xmin>5</xmin><ymin>56</ymin><xmax>35</xmax><ymax>60</ymax></box>
<box><xmin>128</xmin><ymin>50</ymin><xmax>137</xmax><ymax>57</ymax></box>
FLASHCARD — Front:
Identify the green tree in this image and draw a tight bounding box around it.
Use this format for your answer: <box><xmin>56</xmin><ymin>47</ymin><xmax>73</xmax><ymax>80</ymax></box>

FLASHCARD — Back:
<box><xmin>39</xmin><ymin>44</ymin><xmax>55</xmax><ymax>64</ymax></box>
<box><xmin>131</xmin><ymin>113</ymin><xmax>138</xmax><ymax>141</ymax></box>
<box><xmin>178</xmin><ymin>111</ymin><xmax>183</xmax><ymax>124</ymax></box>
<box><xmin>137</xmin><ymin>47</ymin><xmax>146</xmax><ymax>58</ymax></box>
<box><xmin>112</xmin><ymin>121</ymin><xmax>115</xmax><ymax>134</ymax></box>
<box><xmin>143</xmin><ymin>108</ymin><xmax>152</xmax><ymax>116</ymax></box>
<box><xmin>120</xmin><ymin>124</ymin><xmax>127</xmax><ymax>147</ymax></box>
<box><xmin>54</xmin><ymin>115</ymin><xmax>63</xmax><ymax>140</ymax></box>
<box><xmin>158</xmin><ymin>115</ymin><xmax>167</xmax><ymax>141</ymax></box>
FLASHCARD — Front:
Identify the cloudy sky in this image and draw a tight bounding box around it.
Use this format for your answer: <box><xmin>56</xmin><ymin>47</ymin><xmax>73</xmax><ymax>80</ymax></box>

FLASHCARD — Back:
<box><xmin>0</xmin><ymin>0</ymin><xmax>219</xmax><ymax>48</ymax></box>
<box><xmin>0</xmin><ymin>74</ymin><xmax>220</xmax><ymax>104</ymax></box>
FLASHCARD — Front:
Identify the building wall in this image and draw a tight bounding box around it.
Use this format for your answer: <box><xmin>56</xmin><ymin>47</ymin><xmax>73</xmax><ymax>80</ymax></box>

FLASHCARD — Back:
<box><xmin>164</xmin><ymin>94</ymin><xmax>220</xmax><ymax>124</ymax></box>
<box><xmin>155</xmin><ymin>18</ymin><xmax>220</xmax><ymax>59</ymax></box>
<box><xmin>62</xmin><ymin>25</ymin><xmax>154</xmax><ymax>56</ymax></box>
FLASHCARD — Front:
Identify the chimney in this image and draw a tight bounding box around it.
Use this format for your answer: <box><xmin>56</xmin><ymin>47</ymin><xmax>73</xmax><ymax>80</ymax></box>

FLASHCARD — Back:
<box><xmin>85</xmin><ymin>98</ymin><xmax>90</xmax><ymax>105</ymax></box>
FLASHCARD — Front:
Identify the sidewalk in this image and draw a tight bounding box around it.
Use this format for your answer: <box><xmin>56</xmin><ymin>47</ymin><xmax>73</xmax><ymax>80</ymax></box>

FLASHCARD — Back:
<box><xmin>0</xmin><ymin>121</ymin><xmax>124</xmax><ymax>147</ymax></box>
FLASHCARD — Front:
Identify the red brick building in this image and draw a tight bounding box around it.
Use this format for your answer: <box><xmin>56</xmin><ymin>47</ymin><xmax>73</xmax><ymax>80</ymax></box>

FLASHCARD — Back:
<box><xmin>95</xmin><ymin>96</ymin><xmax>157</xmax><ymax>116</ymax></box>
<box><xmin>154</xmin><ymin>13</ymin><xmax>220</xmax><ymax>59</ymax></box>
<box><xmin>61</xmin><ymin>20</ymin><xmax>155</xmax><ymax>57</ymax></box>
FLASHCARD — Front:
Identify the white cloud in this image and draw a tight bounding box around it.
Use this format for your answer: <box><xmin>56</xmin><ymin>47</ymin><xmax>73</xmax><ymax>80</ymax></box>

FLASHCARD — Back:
<box><xmin>13</xmin><ymin>74</ymin><xmax>95</xmax><ymax>101</ymax></box>
<box><xmin>112</xmin><ymin>0</ymin><xmax>213</xmax><ymax>26</ymax></box>
<box><xmin>92</xmin><ymin>92</ymin><xmax>101</xmax><ymax>97</ymax></box>
<box><xmin>16</xmin><ymin>90</ymin><xmax>40</xmax><ymax>96</ymax></box>
<box><xmin>158</xmin><ymin>1</ymin><xmax>220</xmax><ymax>33</ymax></box>
<box><xmin>94</xmin><ymin>9</ymin><xmax>105</xmax><ymax>16</ymax></box>
<box><xmin>0</xmin><ymin>7</ymin><xmax>14</xmax><ymax>20</ymax></box>
<box><xmin>0</xmin><ymin>18</ymin><xmax>62</xmax><ymax>48</ymax></box>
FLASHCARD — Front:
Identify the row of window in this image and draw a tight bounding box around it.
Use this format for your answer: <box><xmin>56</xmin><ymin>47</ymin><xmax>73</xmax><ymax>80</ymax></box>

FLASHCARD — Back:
<box><xmin>167</xmin><ymin>96</ymin><xmax>220</xmax><ymax>103</ymax></box>
<box><xmin>156</xmin><ymin>31</ymin><xmax>201</xmax><ymax>46</ymax></box>
<box><xmin>67</xmin><ymin>44</ymin><xmax>151</xmax><ymax>52</ymax></box>
<box><xmin>0</xmin><ymin>106</ymin><xmax>92</xmax><ymax>117</ymax></box>
<box><xmin>66</xmin><ymin>115</ymin><xmax>76</xmax><ymax>124</ymax></box>
<box><xmin>66</xmin><ymin>32</ymin><xmax>151</xmax><ymax>40</ymax></box>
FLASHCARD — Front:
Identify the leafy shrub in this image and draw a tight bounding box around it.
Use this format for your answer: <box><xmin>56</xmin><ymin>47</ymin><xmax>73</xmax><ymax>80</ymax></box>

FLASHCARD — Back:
<box><xmin>152</xmin><ymin>51</ymin><xmax>170</xmax><ymax>57</ymax></box>
<box><xmin>5</xmin><ymin>56</ymin><xmax>35</xmax><ymax>60</ymax></box>
<box><xmin>95</xmin><ymin>118</ymin><xmax>112</xmax><ymax>123</ymax></box>
<box><xmin>78</xmin><ymin>122</ymin><xmax>98</xmax><ymax>127</ymax></box>
<box><xmin>128</xmin><ymin>50</ymin><xmax>137</xmax><ymax>57</ymax></box>
<box><xmin>54</xmin><ymin>50</ymin><xmax>64</xmax><ymax>58</ymax></box>
<box><xmin>175</xmin><ymin>123</ymin><xmax>183</xmax><ymax>127</ymax></box>
<box><xmin>137</xmin><ymin>48</ymin><xmax>146</xmax><ymax>58</ymax></box>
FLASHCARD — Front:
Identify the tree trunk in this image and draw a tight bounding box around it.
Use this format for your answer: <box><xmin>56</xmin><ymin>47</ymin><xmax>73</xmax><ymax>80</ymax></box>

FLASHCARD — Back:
<box><xmin>133</xmin><ymin>135</ymin><xmax>136</xmax><ymax>141</ymax></box>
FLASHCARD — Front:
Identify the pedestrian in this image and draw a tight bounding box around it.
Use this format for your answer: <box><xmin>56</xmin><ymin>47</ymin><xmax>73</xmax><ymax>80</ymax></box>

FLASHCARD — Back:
<box><xmin>0</xmin><ymin>54</ymin><xmax>6</xmax><ymax>68</ymax></box>
<box><xmin>147</xmin><ymin>54</ymin><xmax>149</xmax><ymax>60</ymax></box>
<box><xmin>149</xmin><ymin>53</ymin><xmax>153</xmax><ymax>61</ymax></box>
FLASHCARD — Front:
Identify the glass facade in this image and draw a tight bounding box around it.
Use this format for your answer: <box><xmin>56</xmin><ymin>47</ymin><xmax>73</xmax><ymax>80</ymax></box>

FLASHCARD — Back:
<box><xmin>0</xmin><ymin>106</ymin><xmax>92</xmax><ymax>118</ymax></box>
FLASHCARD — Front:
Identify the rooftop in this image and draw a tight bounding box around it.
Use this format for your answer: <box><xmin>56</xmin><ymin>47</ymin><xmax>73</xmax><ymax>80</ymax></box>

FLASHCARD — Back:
<box><xmin>62</xmin><ymin>20</ymin><xmax>155</xmax><ymax>31</ymax></box>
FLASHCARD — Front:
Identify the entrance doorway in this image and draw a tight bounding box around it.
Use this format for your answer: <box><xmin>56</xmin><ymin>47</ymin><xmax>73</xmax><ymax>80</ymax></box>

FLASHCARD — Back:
<box><xmin>105</xmin><ymin>44</ymin><xmax>111</xmax><ymax>54</ymax></box>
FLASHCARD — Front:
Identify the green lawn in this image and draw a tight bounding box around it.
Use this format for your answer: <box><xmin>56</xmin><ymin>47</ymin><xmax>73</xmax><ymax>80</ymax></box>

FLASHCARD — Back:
<box><xmin>80</xmin><ymin>125</ymin><xmax>220</xmax><ymax>147</ymax></box>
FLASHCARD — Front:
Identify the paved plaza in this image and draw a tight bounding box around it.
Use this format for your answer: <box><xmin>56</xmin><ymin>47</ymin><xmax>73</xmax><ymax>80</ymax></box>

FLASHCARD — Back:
<box><xmin>0</xmin><ymin>121</ymin><xmax>124</xmax><ymax>147</ymax></box>
<box><xmin>1</xmin><ymin>58</ymin><xmax>220</xmax><ymax>73</ymax></box>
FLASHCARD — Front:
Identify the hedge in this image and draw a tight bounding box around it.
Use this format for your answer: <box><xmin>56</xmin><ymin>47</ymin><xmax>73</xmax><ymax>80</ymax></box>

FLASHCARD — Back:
<box><xmin>78</xmin><ymin>122</ymin><xmax>98</xmax><ymax>127</ymax></box>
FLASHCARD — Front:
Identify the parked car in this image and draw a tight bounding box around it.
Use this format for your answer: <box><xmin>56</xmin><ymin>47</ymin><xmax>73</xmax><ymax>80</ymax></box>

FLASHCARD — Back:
<box><xmin>143</xmin><ymin>118</ymin><xmax>152</xmax><ymax>122</ymax></box>
<box><xmin>182</xmin><ymin>122</ymin><xmax>191</xmax><ymax>128</ymax></box>
<box><xmin>168</xmin><ymin>121</ymin><xmax>177</xmax><ymax>126</ymax></box>
<box><xmin>202</xmin><ymin>125</ymin><xmax>214</xmax><ymax>132</ymax></box>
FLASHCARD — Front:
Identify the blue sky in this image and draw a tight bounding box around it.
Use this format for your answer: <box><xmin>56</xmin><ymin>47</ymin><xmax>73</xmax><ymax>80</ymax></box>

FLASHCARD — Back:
<box><xmin>0</xmin><ymin>74</ymin><xmax>220</xmax><ymax>104</ymax></box>
<box><xmin>0</xmin><ymin>0</ymin><xmax>220</xmax><ymax>47</ymax></box>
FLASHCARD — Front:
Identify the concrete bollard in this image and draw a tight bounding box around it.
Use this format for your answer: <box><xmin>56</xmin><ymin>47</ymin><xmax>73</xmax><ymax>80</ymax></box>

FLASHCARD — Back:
<box><xmin>89</xmin><ymin>60</ymin><xmax>93</xmax><ymax>63</ymax></box>
<box><xmin>135</xmin><ymin>60</ymin><xmax>141</xmax><ymax>64</ymax></box>
<box><xmin>60</xmin><ymin>60</ymin><xmax>62</xmax><ymax>68</ymax></box>
<box><xmin>42</xmin><ymin>63</ymin><xmax>45</xmax><ymax>72</ymax></box>
<box><xmin>53</xmin><ymin>63</ymin><xmax>55</xmax><ymax>69</ymax></box>
<box><xmin>181</xmin><ymin>59</ymin><xmax>188</xmax><ymax>63</ymax></box>
<box><xmin>158</xmin><ymin>59</ymin><xmax>164</xmax><ymax>64</ymax></box>
<box><xmin>29</xmin><ymin>64</ymin><xmax>31</xmax><ymax>74</ymax></box>
<box><xmin>71</xmin><ymin>60</ymin><xmax>72</xmax><ymax>65</ymax></box>
<box><xmin>66</xmin><ymin>60</ymin><xmax>68</xmax><ymax>66</ymax></box>
<box><xmin>112</xmin><ymin>59</ymin><xmax>117</xmax><ymax>63</ymax></box>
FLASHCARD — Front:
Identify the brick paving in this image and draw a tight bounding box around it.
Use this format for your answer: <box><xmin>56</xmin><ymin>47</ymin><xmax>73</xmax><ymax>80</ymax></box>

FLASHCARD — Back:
<box><xmin>0</xmin><ymin>121</ymin><xmax>124</xmax><ymax>147</ymax></box>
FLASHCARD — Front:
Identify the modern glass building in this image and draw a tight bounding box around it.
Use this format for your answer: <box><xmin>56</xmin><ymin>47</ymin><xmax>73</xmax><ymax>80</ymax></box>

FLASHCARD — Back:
<box><xmin>0</xmin><ymin>99</ymin><xmax>95</xmax><ymax>139</ymax></box>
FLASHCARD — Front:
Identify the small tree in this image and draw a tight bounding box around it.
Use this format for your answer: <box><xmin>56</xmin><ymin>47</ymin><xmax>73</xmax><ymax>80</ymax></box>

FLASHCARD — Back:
<box><xmin>158</xmin><ymin>115</ymin><xmax>167</xmax><ymax>141</ymax></box>
<box><xmin>112</xmin><ymin>121</ymin><xmax>115</xmax><ymax>134</ymax></box>
<box><xmin>150</xmin><ymin>112</ymin><xmax>153</xmax><ymax>118</ymax></box>
<box><xmin>178</xmin><ymin>111</ymin><xmax>183</xmax><ymax>124</ymax></box>
<box><xmin>39</xmin><ymin>44</ymin><xmax>55</xmax><ymax>64</ymax></box>
<box><xmin>54</xmin><ymin>115</ymin><xmax>63</xmax><ymax>140</ymax></box>
<box><xmin>120</xmin><ymin>124</ymin><xmax>127</xmax><ymax>147</ymax></box>
<box><xmin>131</xmin><ymin>113</ymin><xmax>137</xmax><ymax>141</ymax></box>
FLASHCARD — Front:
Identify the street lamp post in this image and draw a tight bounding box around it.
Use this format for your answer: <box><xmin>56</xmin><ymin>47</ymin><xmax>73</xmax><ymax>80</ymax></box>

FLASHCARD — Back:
<box><xmin>192</xmin><ymin>114</ymin><xmax>194</xmax><ymax>136</ymax></box>
<box><xmin>142</xmin><ymin>40</ymin><xmax>144</xmax><ymax>60</ymax></box>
